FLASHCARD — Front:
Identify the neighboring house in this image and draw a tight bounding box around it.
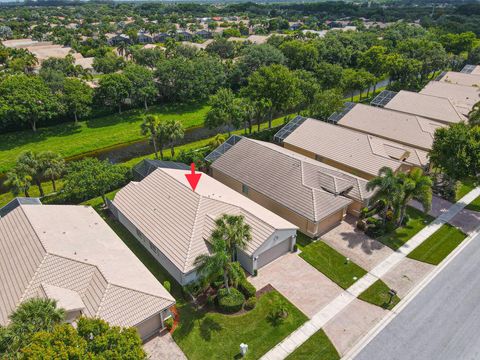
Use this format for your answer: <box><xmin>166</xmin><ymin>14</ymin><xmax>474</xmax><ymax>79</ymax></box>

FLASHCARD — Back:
<box><xmin>109</xmin><ymin>163</ymin><xmax>298</xmax><ymax>285</ymax></box>
<box><xmin>0</xmin><ymin>201</ymin><xmax>175</xmax><ymax>340</ymax></box>
<box><xmin>335</xmin><ymin>103</ymin><xmax>446</xmax><ymax>151</ymax></box>
<box><xmin>460</xmin><ymin>64</ymin><xmax>480</xmax><ymax>75</ymax></box>
<box><xmin>107</xmin><ymin>33</ymin><xmax>131</xmax><ymax>46</ymax></box>
<box><xmin>289</xmin><ymin>22</ymin><xmax>302</xmax><ymax>30</ymax></box>
<box><xmin>153</xmin><ymin>32</ymin><xmax>171</xmax><ymax>42</ymax></box>
<box><xmin>195</xmin><ymin>29</ymin><xmax>212</xmax><ymax>39</ymax></box>
<box><xmin>207</xmin><ymin>137</ymin><xmax>375</xmax><ymax>237</ymax></box>
<box><xmin>276</xmin><ymin>117</ymin><xmax>428</xmax><ymax>180</ymax></box>
<box><xmin>438</xmin><ymin>71</ymin><xmax>480</xmax><ymax>87</ymax></box>
<box><xmin>137</xmin><ymin>31</ymin><xmax>153</xmax><ymax>44</ymax></box>
<box><xmin>372</xmin><ymin>89</ymin><xmax>468</xmax><ymax>124</ymax></box>
<box><xmin>420</xmin><ymin>81</ymin><xmax>480</xmax><ymax>111</ymax></box>
<box><xmin>176</xmin><ymin>30</ymin><xmax>193</xmax><ymax>41</ymax></box>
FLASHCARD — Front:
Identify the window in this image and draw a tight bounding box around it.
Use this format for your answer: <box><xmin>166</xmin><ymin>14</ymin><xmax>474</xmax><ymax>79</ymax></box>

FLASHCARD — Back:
<box><xmin>242</xmin><ymin>184</ymin><xmax>249</xmax><ymax>195</ymax></box>
<box><xmin>149</xmin><ymin>241</ymin><xmax>158</xmax><ymax>254</ymax></box>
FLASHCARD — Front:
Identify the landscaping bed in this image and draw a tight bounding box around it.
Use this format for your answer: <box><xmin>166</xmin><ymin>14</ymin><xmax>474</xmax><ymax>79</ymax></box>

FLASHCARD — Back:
<box><xmin>358</xmin><ymin>280</ymin><xmax>401</xmax><ymax>310</ymax></box>
<box><xmin>376</xmin><ymin>207</ymin><xmax>434</xmax><ymax>251</ymax></box>
<box><xmin>286</xmin><ymin>329</ymin><xmax>339</xmax><ymax>360</ymax></box>
<box><xmin>407</xmin><ymin>223</ymin><xmax>467</xmax><ymax>265</ymax></box>
<box><xmin>172</xmin><ymin>290</ymin><xmax>307</xmax><ymax>360</ymax></box>
<box><xmin>299</xmin><ymin>240</ymin><xmax>367</xmax><ymax>289</ymax></box>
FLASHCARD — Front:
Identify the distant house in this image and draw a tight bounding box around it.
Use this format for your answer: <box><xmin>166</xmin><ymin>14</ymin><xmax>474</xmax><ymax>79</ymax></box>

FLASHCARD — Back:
<box><xmin>109</xmin><ymin>162</ymin><xmax>298</xmax><ymax>285</ymax></box>
<box><xmin>276</xmin><ymin>117</ymin><xmax>427</xmax><ymax>180</ymax></box>
<box><xmin>107</xmin><ymin>33</ymin><xmax>131</xmax><ymax>46</ymax></box>
<box><xmin>437</xmin><ymin>71</ymin><xmax>480</xmax><ymax>87</ymax></box>
<box><xmin>0</xmin><ymin>202</ymin><xmax>175</xmax><ymax>340</ymax></box>
<box><xmin>137</xmin><ymin>31</ymin><xmax>153</xmax><ymax>44</ymax></box>
<box><xmin>289</xmin><ymin>22</ymin><xmax>302</xmax><ymax>30</ymax></box>
<box><xmin>195</xmin><ymin>29</ymin><xmax>212</xmax><ymax>39</ymax></box>
<box><xmin>176</xmin><ymin>30</ymin><xmax>193</xmax><ymax>41</ymax></box>
<box><xmin>208</xmin><ymin>137</ymin><xmax>375</xmax><ymax>236</ymax></box>
<box><xmin>153</xmin><ymin>32</ymin><xmax>171</xmax><ymax>43</ymax></box>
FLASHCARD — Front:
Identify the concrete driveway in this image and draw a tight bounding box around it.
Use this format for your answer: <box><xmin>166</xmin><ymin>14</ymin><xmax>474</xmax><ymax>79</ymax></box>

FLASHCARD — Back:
<box><xmin>249</xmin><ymin>253</ymin><xmax>342</xmax><ymax>318</ymax></box>
<box><xmin>144</xmin><ymin>332</ymin><xmax>186</xmax><ymax>360</ymax></box>
<box><xmin>322</xmin><ymin>216</ymin><xmax>394</xmax><ymax>271</ymax></box>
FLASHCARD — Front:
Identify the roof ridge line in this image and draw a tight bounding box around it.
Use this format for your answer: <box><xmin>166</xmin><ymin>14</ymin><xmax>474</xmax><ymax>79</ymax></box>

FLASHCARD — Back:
<box><xmin>105</xmin><ymin>282</ymin><xmax>174</xmax><ymax>303</ymax></box>
<box><xmin>182</xmin><ymin>195</ymin><xmax>204</xmax><ymax>273</ymax></box>
<box><xmin>95</xmin><ymin>283</ymin><xmax>111</xmax><ymax>318</ymax></box>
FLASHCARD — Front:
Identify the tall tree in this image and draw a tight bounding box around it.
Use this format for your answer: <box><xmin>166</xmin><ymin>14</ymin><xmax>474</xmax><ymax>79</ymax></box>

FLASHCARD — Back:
<box><xmin>63</xmin><ymin>78</ymin><xmax>93</xmax><ymax>123</ymax></box>
<box><xmin>39</xmin><ymin>151</ymin><xmax>65</xmax><ymax>192</ymax></box>
<box><xmin>205</xmin><ymin>88</ymin><xmax>243</xmax><ymax>136</ymax></box>
<box><xmin>366</xmin><ymin>167</ymin><xmax>402</xmax><ymax>224</ymax></box>
<box><xmin>396</xmin><ymin>168</ymin><xmax>432</xmax><ymax>226</ymax></box>
<box><xmin>16</xmin><ymin>151</ymin><xmax>46</xmax><ymax>197</ymax></box>
<box><xmin>164</xmin><ymin>119</ymin><xmax>184</xmax><ymax>157</ymax></box>
<box><xmin>469</xmin><ymin>102</ymin><xmax>480</xmax><ymax>126</ymax></box>
<box><xmin>211</xmin><ymin>214</ymin><xmax>252</xmax><ymax>262</ymax></box>
<box><xmin>4</xmin><ymin>169</ymin><xmax>32</xmax><ymax>197</ymax></box>
<box><xmin>96</xmin><ymin>73</ymin><xmax>132</xmax><ymax>114</ymax></box>
<box><xmin>123</xmin><ymin>64</ymin><xmax>157</xmax><ymax>110</ymax></box>
<box><xmin>140</xmin><ymin>115</ymin><xmax>160</xmax><ymax>159</ymax></box>
<box><xmin>306</xmin><ymin>89</ymin><xmax>344</xmax><ymax>121</ymax></box>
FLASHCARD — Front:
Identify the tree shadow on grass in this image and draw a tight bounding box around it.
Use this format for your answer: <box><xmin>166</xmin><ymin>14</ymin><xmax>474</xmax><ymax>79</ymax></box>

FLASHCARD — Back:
<box><xmin>199</xmin><ymin>317</ymin><xmax>222</xmax><ymax>341</ymax></box>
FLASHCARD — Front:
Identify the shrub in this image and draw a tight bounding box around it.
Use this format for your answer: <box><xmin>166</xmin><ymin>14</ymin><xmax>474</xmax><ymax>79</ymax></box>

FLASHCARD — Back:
<box><xmin>385</xmin><ymin>210</ymin><xmax>394</xmax><ymax>221</ymax></box>
<box><xmin>212</xmin><ymin>278</ymin><xmax>224</xmax><ymax>290</ymax></box>
<box><xmin>217</xmin><ymin>288</ymin><xmax>245</xmax><ymax>313</ymax></box>
<box><xmin>268</xmin><ymin>297</ymin><xmax>289</xmax><ymax>325</ymax></box>
<box><xmin>253</xmin><ymin>269</ymin><xmax>258</xmax><ymax>277</ymax></box>
<box><xmin>207</xmin><ymin>295</ymin><xmax>216</xmax><ymax>307</ymax></box>
<box><xmin>164</xmin><ymin>317</ymin><xmax>174</xmax><ymax>331</ymax></box>
<box><xmin>244</xmin><ymin>296</ymin><xmax>257</xmax><ymax>310</ymax></box>
<box><xmin>365</xmin><ymin>225</ymin><xmax>385</xmax><ymax>238</ymax></box>
<box><xmin>366</xmin><ymin>217</ymin><xmax>379</xmax><ymax>225</ymax></box>
<box><xmin>238</xmin><ymin>280</ymin><xmax>256</xmax><ymax>299</ymax></box>
<box><xmin>401</xmin><ymin>214</ymin><xmax>410</xmax><ymax>225</ymax></box>
<box><xmin>163</xmin><ymin>281</ymin><xmax>171</xmax><ymax>293</ymax></box>
<box><xmin>356</xmin><ymin>219</ymin><xmax>366</xmax><ymax>231</ymax></box>
<box><xmin>360</xmin><ymin>207</ymin><xmax>369</xmax><ymax>219</ymax></box>
<box><xmin>293</xmin><ymin>244</ymin><xmax>298</xmax><ymax>252</ymax></box>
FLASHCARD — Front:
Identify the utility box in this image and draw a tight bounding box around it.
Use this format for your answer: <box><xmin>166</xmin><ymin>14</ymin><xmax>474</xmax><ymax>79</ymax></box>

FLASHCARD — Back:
<box><xmin>240</xmin><ymin>343</ymin><xmax>248</xmax><ymax>357</ymax></box>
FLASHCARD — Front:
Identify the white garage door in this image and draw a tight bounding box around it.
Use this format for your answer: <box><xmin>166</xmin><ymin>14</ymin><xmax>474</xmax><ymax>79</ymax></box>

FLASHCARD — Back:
<box><xmin>257</xmin><ymin>238</ymin><xmax>291</xmax><ymax>269</ymax></box>
<box><xmin>137</xmin><ymin>314</ymin><xmax>162</xmax><ymax>340</ymax></box>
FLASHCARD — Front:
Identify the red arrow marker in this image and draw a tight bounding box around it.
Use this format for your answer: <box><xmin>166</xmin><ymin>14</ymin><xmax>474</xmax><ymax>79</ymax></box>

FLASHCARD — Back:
<box><xmin>185</xmin><ymin>162</ymin><xmax>202</xmax><ymax>191</ymax></box>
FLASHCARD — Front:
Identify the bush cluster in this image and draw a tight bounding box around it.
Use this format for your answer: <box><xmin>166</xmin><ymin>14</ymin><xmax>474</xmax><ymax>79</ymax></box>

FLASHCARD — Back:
<box><xmin>217</xmin><ymin>288</ymin><xmax>245</xmax><ymax>313</ymax></box>
<box><xmin>238</xmin><ymin>280</ymin><xmax>256</xmax><ymax>299</ymax></box>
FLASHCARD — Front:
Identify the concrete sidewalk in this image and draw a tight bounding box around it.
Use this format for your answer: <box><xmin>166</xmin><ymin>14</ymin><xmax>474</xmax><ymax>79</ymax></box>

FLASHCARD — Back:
<box><xmin>260</xmin><ymin>187</ymin><xmax>480</xmax><ymax>360</ymax></box>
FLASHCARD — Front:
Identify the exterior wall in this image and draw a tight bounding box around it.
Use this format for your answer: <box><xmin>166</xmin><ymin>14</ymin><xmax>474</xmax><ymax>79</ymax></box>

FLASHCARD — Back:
<box><xmin>347</xmin><ymin>200</ymin><xmax>364</xmax><ymax>217</ymax></box>
<box><xmin>237</xmin><ymin>249</ymin><xmax>254</xmax><ymax>274</ymax></box>
<box><xmin>283</xmin><ymin>143</ymin><xmax>375</xmax><ymax>180</ymax></box>
<box><xmin>110</xmin><ymin>202</ymin><xmax>187</xmax><ymax>285</ymax></box>
<box><xmin>136</xmin><ymin>313</ymin><xmax>162</xmax><ymax>340</ymax></box>
<box><xmin>316</xmin><ymin>210</ymin><xmax>344</xmax><ymax>234</ymax></box>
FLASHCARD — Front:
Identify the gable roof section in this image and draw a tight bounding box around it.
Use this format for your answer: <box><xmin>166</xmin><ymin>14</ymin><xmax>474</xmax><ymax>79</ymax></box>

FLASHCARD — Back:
<box><xmin>0</xmin><ymin>205</ymin><xmax>174</xmax><ymax>327</ymax></box>
<box><xmin>283</xmin><ymin>118</ymin><xmax>428</xmax><ymax>178</ymax></box>
<box><xmin>112</xmin><ymin>168</ymin><xmax>296</xmax><ymax>274</ymax></box>
<box><xmin>211</xmin><ymin>138</ymin><xmax>375</xmax><ymax>222</ymax></box>
<box><xmin>439</xmin><ymin>71</ymin><xmax>480</xmax><ymax>87</ymax></box>
<box><xmin>337</xmin><ymin>103</ymin><xmax>446</xmax><ymax>151</ymax></box>
<box><xmin>383</xmin><ymin>90</ymin><xmax>467</xmax><ymax>123</ymax></box>
<box><xmin>420</xmin><ymin>81</ymin><xmax>480</xmax><ymax>111</ymax></box>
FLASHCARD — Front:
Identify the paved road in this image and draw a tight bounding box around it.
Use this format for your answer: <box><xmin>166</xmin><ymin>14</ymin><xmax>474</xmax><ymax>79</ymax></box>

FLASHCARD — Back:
<box><xmin>355</xmin><ymin>232</ymin><xmax>480</xmax><ymax>360</ymax></box>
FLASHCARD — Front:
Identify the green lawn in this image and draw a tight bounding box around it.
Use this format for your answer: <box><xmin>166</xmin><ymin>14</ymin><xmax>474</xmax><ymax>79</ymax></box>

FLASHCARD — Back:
<box><xmin>407</xmin><ymin>223</ymin><xmax>467</xmax><ymax>265</ymax></box>
<box><xmin>358</xmin><ymin>280</ymin><xmax>401</xmax><ymax>310</ymax></box>
<box><xmin>286</xmin><ymin>329</ymin><xmax>339</xmax><ymax>360</ymax></box>
<box><xmin>456</xmin><ymin>178</ymin><xmax>477</xmax><ymax>201</ymax></box>
<box><xmin>465</xmin><ymin>195</ymin><xmax>480</xmax><ymax>212</ymax></box>
<box><xmin>377</xmin><ymin>207</ymin><xmax>434</xmax><ymax>250</ymax></box>
<box><xmin>0</xmin><ymin>103</ymin><xmax>210</xmax><ymax>174</ymax></box>
<box><xmin>299</xmin><ymin>239</ymin><xmax>367</xmax><ymax>289</ymax></box>
<box><xmin>173</xmin><ymin>291</ymin><xmax>307</xmax><ymax>360</ymax></box>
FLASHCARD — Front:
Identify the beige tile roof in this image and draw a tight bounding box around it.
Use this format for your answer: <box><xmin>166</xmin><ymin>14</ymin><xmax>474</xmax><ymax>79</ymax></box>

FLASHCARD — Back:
<box><xmin>471</xmin><ymin>66</ymin><xmax>480</xmax><ymax>75</ymax></box>
<box><xmin>211</xmin><ymin>138</ymin><xmax>375</xmax><ymax>222</ymax></box>
<box><xmin>338</xmin><ymin>103</ymin><xmax>446</xmax><ymax>151</ymax></box>
<box><xmin>283</xmin><ymin>118</ymin><xmax>428</xmax><ymax>178</ymax></box>
<box><xmin>113</xmin><ymin>168</ymin><xmax>296</xmax><ymax>274</ymax></box>
<box><xmin>0</xmin><ymin>205</ymin><xmax>174</xmax><ymax>327</ymax></box>
<box><xmin>420</xmin><ymin>81</ymin><xmax>480</xmax><ymax>111</ymax></box>
<box><xmin>440</xmin><ymin>71</ymin><xmax>480</xmax><ymax>87</ymax></box>
<box><xmin>384</xmin><ymin>90</ymin><xmax>467</xmax><ymax>123</ymax></box>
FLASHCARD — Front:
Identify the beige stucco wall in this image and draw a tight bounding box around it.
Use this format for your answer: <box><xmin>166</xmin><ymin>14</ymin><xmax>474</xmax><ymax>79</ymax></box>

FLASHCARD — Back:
<box><xmin>347</xmin><ymin>200</ymin><xmax>364</xmax><ymax>217</ymax></box>
<box><xmin>211</xmin><ymin>168</ymin><xmax>344</xmax><ymax>238</ymax></box>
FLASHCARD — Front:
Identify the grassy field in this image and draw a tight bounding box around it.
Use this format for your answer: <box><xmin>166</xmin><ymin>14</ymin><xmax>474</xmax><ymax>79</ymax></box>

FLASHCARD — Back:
<box><xmin>0</xmin><ymin>103</ymin><xmax>210</xmax><ymax>174</ymax></box>
<box><xmin>465</xmin><ymin>195</ymin><xmax>480</xmax><ymax>212</ymax></box>
<box><xmin>407</xmin><ymin>224</ymin><xmax>466</xmax><ymax>265</ymax></box>
<box><xmin>377</xmin><ymin>207</ymin><xmax>434</xmax><ymax>250</ymax></box>
<box><xmin>358</xmin><ymin>280</ymin><xmax>401</xmax><ymax>310</ymax></box>
<box><xmin>299</xmin><ymin>239</ymin><xmax>367</xmax><ymax>289</ymax></box>
<box><xmin>286</xmin><ymin>329</ymin><xmax>339</xmax><ymax>360</ymax></box>
<box><xmin>173</xmin><ymin>291</ymin><xmax>307</xmax><ymax>360</ymax></box>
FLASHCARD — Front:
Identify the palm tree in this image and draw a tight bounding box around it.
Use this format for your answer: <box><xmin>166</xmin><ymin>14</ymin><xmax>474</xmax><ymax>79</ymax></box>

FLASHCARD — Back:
<box><xmin>165</xmin><ymin>119</ymin><xmax>184</xmax><ymax>157</ymax></box>
<box><xmin>16</xmin><ymin>151</ymin><xmax>45</xmax><ymax>197</ymax></box>
<box><xmin>39</xmin><ymin>151</ymin><xmax>65</xmax><ymax>192</ymax></box>
<box><xmin>141</xmin><ymin>115</ymin><xmax>160</xmax><ymax>159</ymax></box>
<box><xmin>194</xmin><ymin>237</ymin><xmax>243</xmax><ymax>293</ymax></box>
<box><xmin>211</xmin><ymin>214</ymin><xmax>252</xmax><ymax>262</ymax></box>
<box><xmin>469</xmin><ymin>102</ymin><xmax>480</xmax><ymax>126</ymax></box>
<box><xmin>6</xmin><ymin>298</ymin><xmax>65</xmax><ymax>354</ymax></box>
<box><xmin>396</xmin><ymin>168</ymin><xmax>433</xmax><ymax>226</ymax></box>
<box><xmin>4</xmin><ymin>169</ymin><xmax>32</xmax><ymax>197</ymax></box>
<box><xmin>209</xmin><ymin>134</ymin><xmax>226</xmax><ymax>149</ymax></box>
<box><xmin>366</xmin><ymin>167</ymin><xmax>402</xmax><ymax>224</ymax></box>
<box><xmin>117</xmin><ymin>41</ymin><xmax>127</xmax><ymax>57</ymax></box>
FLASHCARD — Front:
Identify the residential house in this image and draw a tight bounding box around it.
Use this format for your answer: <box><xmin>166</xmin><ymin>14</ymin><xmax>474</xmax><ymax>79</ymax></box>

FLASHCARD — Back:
<box><xmin>195</xmin><ymin>29</ymin><xmax>212</xmax><ymax>39</ymax></box>
<box><xmin>276</xmin><ymin>117</ymin><xmax>428</xmax><ymax>180</ymax></box>
<box><xmin>107</xmin><ymin>33</ymin><xmax>131</xmax><ymax>46</ymax></box>
<box><xmin>438</xmin><ymin>71</ymin><xmax>480</xmax><ymax>87</ymax></box>
<box><xmin>208</xmin><ymin>137</ymin><xmax>375</xmax><ymax>236</ymax></box>
<box><xmin>109</xmin><ymin>163</ymin><xmax>298</xmax><ymax>285</ymax></box>
<box><xmin>420</xmin><ymin>81</ymin><xmax>480</xmax><ymax>112</ymax></box>
<box><xmin>335</xmin><ymin>103</ymin><xmax>446</xmax><ymax>151</ymax></box>
<box><xmin>372</xmin><ymin>89</ymin><xmax>468</xmax><ymax>123</ymax></box>
<box><xmin>153</xmin><ymin>32</ymin><xmax>171</xmax><ymax>43</ymax></box>
<box><xmin>0</xmin><ymin>201</ymin><xmax>175</xmax><ymax>340</ymax></box>
<box><xmin>176</xmin><ymin>30</ymin><xmax>193</xmax><ymax>41</ymax></box>
<box><xmin>137</xmin><ymin>31</ymin><xmax>153</xmax><ymax>44</ymax></box>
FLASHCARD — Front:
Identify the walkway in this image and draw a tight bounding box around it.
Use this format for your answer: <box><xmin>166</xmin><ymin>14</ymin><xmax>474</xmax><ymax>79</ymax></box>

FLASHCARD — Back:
<box><xmin>261</xmin><ymin>187</ymin><xmax>480</xmax><ymax>360</ymax></box>
<box><xmin>144</xmin><ymin>332</ymin><xmax>187</xmax><ymax>360</ymax></box>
